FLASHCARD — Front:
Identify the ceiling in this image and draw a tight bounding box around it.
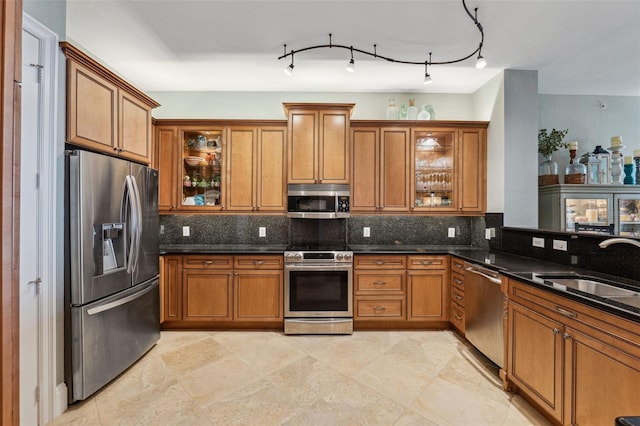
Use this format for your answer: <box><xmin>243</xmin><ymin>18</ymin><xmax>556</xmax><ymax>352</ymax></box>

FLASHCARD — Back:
<box><xmin>65</xmin><ymin>0</ymin><xmax>640</xmax><ymax>96</ymax></box>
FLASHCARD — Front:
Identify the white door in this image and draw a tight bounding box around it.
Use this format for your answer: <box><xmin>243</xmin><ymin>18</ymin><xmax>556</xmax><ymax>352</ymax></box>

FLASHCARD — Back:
<box><xmin>20</xmin><ymin>26</ymin><xmax>43</xmax><ymax>426</ymax></box>
<box><xmin>20</xmin><ymin>14</ymin><xmax>59</xmax><ymax>425</ymax></box>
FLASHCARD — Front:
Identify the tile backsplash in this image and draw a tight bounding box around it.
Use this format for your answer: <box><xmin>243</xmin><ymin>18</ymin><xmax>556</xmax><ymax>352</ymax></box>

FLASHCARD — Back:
<box><xmin>159</xmin><ymin>214</ymin><xmax>501</xmax><ymax>248</ymax></box>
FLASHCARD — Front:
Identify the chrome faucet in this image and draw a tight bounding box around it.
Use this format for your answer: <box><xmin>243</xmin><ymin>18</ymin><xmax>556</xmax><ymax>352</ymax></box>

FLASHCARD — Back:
<box><xmin>598</xmin><ymin>238</ymin><xmax>640</xmax><ymax>249</ymax></box>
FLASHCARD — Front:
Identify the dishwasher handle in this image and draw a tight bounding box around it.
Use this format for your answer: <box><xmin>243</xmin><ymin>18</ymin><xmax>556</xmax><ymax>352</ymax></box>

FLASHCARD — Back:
<box><xmin>465</xmin><ymin>265</ymin><xmax>502</xmax><ymax>284</ymax></box>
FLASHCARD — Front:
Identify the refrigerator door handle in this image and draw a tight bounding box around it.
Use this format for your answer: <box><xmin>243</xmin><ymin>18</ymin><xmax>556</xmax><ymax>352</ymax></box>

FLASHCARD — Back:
<box><xmin>86</xmin><ymin>282</ymin><xmax>155</xmax><ymax>316</ymax></box>
<box><xmin>124</xmin><ymin>175</ymin><xmax>139</xmax><ymax>274</ymax></box>
<box><xmin>130</xmin><ymin>175</ymin><xmax>143</xmax><ymax>272</ymax></box>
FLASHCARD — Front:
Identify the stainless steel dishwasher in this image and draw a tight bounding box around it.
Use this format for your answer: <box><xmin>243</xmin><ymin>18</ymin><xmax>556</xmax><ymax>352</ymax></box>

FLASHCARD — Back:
<box><xmin>464</xmin><ymin>262</ymin><xmax>505</xmax><ymax>368</ymax></box>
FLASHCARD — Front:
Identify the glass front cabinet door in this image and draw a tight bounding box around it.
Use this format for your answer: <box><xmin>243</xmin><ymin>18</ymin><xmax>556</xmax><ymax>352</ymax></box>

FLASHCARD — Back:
<box><xmin>563</xmin><ymin>195</ymin><xmax>612</xmax><ymax>232</ymax></box>
<box><xmin>615</xmin><ymin>195</ymin><xmax>640</xmax><ymax>236</ymax></box>
<box><xmin>411</xmin><ymin>129</ymin><xmax>456</xmax><ymax>211</ymax></box>
<box><xmin>181</xmin><ymin>128</ymin><xmax>224</xmax><ymax>209</ymax></box>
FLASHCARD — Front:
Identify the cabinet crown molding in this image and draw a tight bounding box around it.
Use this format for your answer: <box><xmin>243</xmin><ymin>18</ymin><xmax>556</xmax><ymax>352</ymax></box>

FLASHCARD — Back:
<box><xmin>60</xmin><ymin>41</ymin><xmax>160</xmax><ymax>109</ymax></box>
<box><xmin>283</xmin><ymin>102</ymin><xmax>355</xmax><ymax>116</ymax></box>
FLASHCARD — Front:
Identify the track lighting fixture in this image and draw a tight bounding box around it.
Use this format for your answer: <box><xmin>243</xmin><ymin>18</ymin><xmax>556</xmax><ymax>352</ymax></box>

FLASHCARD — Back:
<box><xmin>423</xmin><ymin>55</ymin><xmax>433</xmax><ymax>85</ymax></box>
<box><xmin>346</xmin><ymin>46</ymin><xmax>355</xmax><ymax>72</ymax></box>
<box><xmin>278</xmin><ymin>0</ymin><xmax>486</xmax><ymax>84</ymax></box>
<box><xmin>283</xmin><ymin>46</ymin><xmax>294</xmax><ymax>75</ymax></box>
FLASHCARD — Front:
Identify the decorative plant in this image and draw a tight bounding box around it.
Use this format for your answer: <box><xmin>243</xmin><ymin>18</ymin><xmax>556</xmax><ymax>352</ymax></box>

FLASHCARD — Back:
<box><xmin>625</xmin><ymin>200</ymin><xmax>638</xmax><ymax>215</ymax></box>
<box><xmin>538</xmin><ymin>128</ymin><xmax>569</xmax><ymax>158</ymax></box>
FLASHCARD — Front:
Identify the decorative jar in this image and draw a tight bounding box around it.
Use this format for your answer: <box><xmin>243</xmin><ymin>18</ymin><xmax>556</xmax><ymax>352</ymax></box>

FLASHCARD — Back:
<box><xmin>538</xmin><ymin>155</ymin><xmax>559</xmax><ymax>186</ymax></box>
<box><xmin>593</xmin><ymin>145</ymin><xmax>611</xmax><ymax>184</ymax></box>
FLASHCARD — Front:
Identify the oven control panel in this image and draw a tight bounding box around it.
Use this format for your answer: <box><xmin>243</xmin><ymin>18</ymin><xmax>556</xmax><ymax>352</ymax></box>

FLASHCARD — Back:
<box><xmin>284</xmin><ymin>251</ymin><xmax>353</xmax><ymax>263</ymax></box>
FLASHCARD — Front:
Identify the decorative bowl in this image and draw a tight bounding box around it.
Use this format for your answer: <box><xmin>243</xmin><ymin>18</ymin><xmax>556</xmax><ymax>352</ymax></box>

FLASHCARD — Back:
<box><xmin>184</xmin><ymin>156</ymin><xmax>202</xmax><ymax>166</ymax></box>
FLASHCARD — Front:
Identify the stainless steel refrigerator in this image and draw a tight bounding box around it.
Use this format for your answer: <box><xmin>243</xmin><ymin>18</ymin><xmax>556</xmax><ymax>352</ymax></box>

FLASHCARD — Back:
<box><xmin>65</xmin><ymin>149</ymin><xmax>160</xmax><ymax>402</ymax></box>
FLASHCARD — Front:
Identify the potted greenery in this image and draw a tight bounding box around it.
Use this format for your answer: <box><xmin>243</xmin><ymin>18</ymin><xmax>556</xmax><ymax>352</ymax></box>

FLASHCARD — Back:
<box><xmin>538</xmin><ymin>128</ymin><xmax>569</xmax><ymax>185</ymax></box>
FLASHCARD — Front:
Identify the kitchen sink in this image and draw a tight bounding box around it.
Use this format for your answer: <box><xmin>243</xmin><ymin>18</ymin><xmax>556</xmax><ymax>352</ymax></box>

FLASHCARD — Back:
<box><xmin>533</xmin><ymin>274</ymin><xmax>640</xmax><ymax>301</ymax></box>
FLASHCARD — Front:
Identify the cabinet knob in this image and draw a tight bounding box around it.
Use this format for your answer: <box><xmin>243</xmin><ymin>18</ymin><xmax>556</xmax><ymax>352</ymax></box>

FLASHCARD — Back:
<box><xmin>553</xmin><ymin>328</ymin><xmax>560</xmax><ymax>335</ymax></box>
<box><xmin>563</xmin><ymin>332</ymin><xmax>571</xmax><ymax>340</ymax></box>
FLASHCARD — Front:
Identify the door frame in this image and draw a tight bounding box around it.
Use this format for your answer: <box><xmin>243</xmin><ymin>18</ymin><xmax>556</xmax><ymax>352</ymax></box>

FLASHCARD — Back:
<box><xmin>21</xmin><ymin>12</ymin><xmax>61</xmax><ymax>424</ymax></box>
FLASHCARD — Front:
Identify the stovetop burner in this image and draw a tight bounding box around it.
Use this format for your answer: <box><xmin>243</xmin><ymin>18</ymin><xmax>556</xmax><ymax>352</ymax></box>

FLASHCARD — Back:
<box><xmin>286</xmin><ymin>244</ymin><xmax>349</xmax><ymax>252</ymax></box>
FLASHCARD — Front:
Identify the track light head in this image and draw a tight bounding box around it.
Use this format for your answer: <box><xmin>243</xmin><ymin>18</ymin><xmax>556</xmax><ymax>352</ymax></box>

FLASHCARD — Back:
<box><xmin>424</xmin><ymin>73</ymin><xmax>433</xmax><ymax>85</ymax></box>
<box><xmin>284</xmin><ymin>63</ymin><xmax>294</xmax><ymax>76</ymax></box>
<box><xmin>346</xmin><ymin>58</ymin><xmax>355</xmax><ymax>72</ymax></box>
<box><xmin>475</xmin><ymin>54</ymin><xmax>486</xmax><ymax>69</ymax></box>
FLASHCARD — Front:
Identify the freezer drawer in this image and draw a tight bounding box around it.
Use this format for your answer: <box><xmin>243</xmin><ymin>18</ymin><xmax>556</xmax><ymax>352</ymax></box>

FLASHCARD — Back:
<box><xmin>70</xmin><ymin>278</ymin><xmax>160</xmax><ymax>401</ymax></box>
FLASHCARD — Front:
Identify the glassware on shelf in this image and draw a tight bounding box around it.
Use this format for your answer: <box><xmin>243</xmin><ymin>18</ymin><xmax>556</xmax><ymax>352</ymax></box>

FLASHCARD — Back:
<box><xmin>182</xmin><ymin>129</ymin><xmax>223</xmax><ymax>206</ymax></box>
<box><xmin>386</xmin><ymin>98</ymin><xmax>398</xmax><ymax>120</ymax></box>
<box><xmin>407</xmin><ymin>99</ymin><xmax>418</xmax><ymax>120</ymax></box>
<box><xmin>564</xmin><ymin>142</ymin><xmax>586</xmax><ymax>184</ymax></box>
<box><xmin>417</xmin><ymin>105</ymin><xmax>431</xmax><ymax>120</ymax></box>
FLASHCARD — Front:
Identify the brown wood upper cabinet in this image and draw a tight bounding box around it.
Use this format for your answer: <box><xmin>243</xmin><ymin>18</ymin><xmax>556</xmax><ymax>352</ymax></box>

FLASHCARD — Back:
<box><xmin>351</xmin><ymin>121</ymin><xmax>487</xmax><ymax>215</ymax></box>
<box><xmin>227</xmin><ymin>125</ymin><xmax>286</xmax><ymax>212</ymax></box>
<box><xmin>284</xmin><ymin>103</ymin><xmax>354</xmax><ymax>184</ymax></box>
<box><xmin>61</xmin><ymin>42</ymin><xmax>159</xmax><ymax>164</ymax></box>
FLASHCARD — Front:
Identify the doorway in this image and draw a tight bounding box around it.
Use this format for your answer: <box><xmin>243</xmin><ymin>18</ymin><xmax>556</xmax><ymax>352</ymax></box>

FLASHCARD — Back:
<box><xmin>20</xmin><ymin>13</ymin><xmax>59</xmax><ymax>425</ymax></box>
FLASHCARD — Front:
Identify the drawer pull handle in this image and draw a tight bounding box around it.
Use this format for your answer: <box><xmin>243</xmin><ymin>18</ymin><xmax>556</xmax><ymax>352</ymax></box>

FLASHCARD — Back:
<box><xmin>421</xmin><ymin>260</ymin><xmax>433</xmax><ymax>265</ymax></box>
<box><xmin>375</xmin><ymin>261</ymin><xmax>385</xmax><ymax>265</ymax></box>
<box><xmin>454</xmin><ymin>313</ymin><xmax>462</xmax><ymax>321</ymax></box>
<box><xmin>455</xmin><ymin>294</ymin><xmax>463</xmax><ymax>301</ymax></box>
<box><xmin>373</xmin><ymin>281</ymin><xmax>387</xmax><ymax>286</ymax></box>
<box><xmin>555</xmin><ymin>306</ymin><xmax>577</xmax><ymax>318</ymax></box>
<box><xmin>373</xmin><ymin>306</ymin><xmax>386</xmax><ymax>312</ymax></box>
<box><xmin>202</xmin><ymin>260</ymin><xmax>213</xmax><ymax>265</ymax></box>
<box><xmin>454</xmin><ymin>279</ymin><xmax>464</xmax><ymax>285</ymax></box>
<box><xmin>254</xmin><ymin>260</ymin><xmax>264</xmax><ymax>266</ymax></box>
<box><xmin>455</xmin><ymin>263</ymin><xmax>464</xmax><ymax>269</ymax></box>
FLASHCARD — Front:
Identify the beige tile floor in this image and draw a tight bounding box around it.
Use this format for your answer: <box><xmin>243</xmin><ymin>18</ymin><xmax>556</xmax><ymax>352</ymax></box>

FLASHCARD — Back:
<box><xmin>49</xmin><ymin>330</ymin><xmax>551</xmax><ymax>426</ymax></box>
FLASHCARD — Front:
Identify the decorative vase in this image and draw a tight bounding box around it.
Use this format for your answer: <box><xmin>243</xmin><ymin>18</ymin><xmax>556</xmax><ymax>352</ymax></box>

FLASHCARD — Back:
<box><xmin>386</xmin><ymin>98</ymin><xmax>398</xmax><ymax>120</ymax></box>
<box><xmin>417</xmin><ymin>105</ymin><xmax>431</xmax><ymax>120</ymax></box>
<box><xmin>398</xmin><ymin>104</ymin><xmax>408</xmax><ymax>120</ymax></box>
<box><xmin>538</xmin><ymin>155</ymin><xmax>559</xmax><ymax>186</ymax></box>
<box><xmin>407</xmin><ymin>99</ymin><xmax>418</xmax><ymax>120</ymax></box>
<box><xmin>425</xmin><ymin>105</ymin><xmax>435</xmax><ymax>120</ymax></box>
<box><xmin>623</xmin><ymin>157</ymin><xmax>635</xmax><ymax>184</ymax></box>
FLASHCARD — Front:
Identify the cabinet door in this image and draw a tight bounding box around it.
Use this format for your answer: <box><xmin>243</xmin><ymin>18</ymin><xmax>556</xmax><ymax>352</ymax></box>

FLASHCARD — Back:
<box><xmin>234</xmin><ymin>270</ymin><xmax>283</xmax><ymax>321</ymax></box>
<box><xmin>67</xmin><ymin>60</ymin><xmax>117</xmax><ymax>152</ymax></box>
<box><xmin>160</xmin><ymin>256</ymin><xmax>182</xmax><ymax>322</ymax></box>
<box><xmin>379</xmin><ymin>128</ymin><xmax>410</xmax><ymax>212</ymax></box>
<box><xmin>119</xmin><ymin>90</ymin><xmax>153</xmax><ymax>163</ymax></box>
<box><xmin>256</xmin><ymin>126</ymin><xmax>286</xmax><ymax>211</ymax></box>
<box><xmin>508</xmin><ymin>302</ymin><xmax>564</xmax><ymax>423</ymax></box>
<box><xmin>182</xmin><ymin>270</ymin><xmax>233</xmax><ymax>320</ymax></box>
<box><xmin>565</xmin><ymin>327</ymin><xmax>640</xmax><ymax>426</ymax></box>
<box><xmin>458</xmin><ymin>128</ymin><xmax>486</xmax><ymax>212</ymax></box>
<box><xmin>319</xmin><ymin>110</ymin><xmax>349</xmax><ymax>183</ymax></box>
<box><xmin>155</xmin><ymin>125</ymin><xmax>178</xmax><ymax>212</ymax></box>
<box><xmin>351</xmin><ymin>127</ymin><xmax>379</xmax><ymax>212</ymax></box>
<box><xmin>407</xmin><ymin>270</ymin><xmax>447</xmax><ymax>320</ymax></box>
<box><xmin>288</xmin><ymin>110</ymin><xmax>317</xmax><ymax>183</ymax></box>
<box><xmin>226</xmin><ymin>126</ymin><xmax>257</xmax><ymax>211</ymax></box>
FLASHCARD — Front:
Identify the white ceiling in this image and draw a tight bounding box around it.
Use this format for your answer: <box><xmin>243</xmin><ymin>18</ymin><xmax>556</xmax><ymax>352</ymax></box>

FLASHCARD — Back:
<box><xmin>66</xmin><ymin>0</ymin><xmax>640</xmax><ymax>96</ymax></box>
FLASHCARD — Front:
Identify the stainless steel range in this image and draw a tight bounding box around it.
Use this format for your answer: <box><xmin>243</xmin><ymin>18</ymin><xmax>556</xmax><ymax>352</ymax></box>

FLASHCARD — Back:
<box><xmin>284</xmin><ymin>247</ymin><xmax>353</xmax><ymax>334</ymax></box>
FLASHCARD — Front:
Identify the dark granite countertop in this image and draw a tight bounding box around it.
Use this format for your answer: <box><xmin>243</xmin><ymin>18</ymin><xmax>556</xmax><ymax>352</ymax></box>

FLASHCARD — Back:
<box><xmin>160</xmin><ymin>244</ymin><xmax>288</xmax><ymax>254</ymax></box>
<box><xmin>159</xmin><ymin>243</ymin><xmax>639</xmax><ymax>322</ymax></box>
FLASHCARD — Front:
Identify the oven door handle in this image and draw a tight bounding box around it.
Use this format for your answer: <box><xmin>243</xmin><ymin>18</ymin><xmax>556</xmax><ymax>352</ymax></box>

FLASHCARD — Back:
<box><xmin>285</xmin><ymin>264</ymin><xmax>352</xmax><ymax>271</ymax></box>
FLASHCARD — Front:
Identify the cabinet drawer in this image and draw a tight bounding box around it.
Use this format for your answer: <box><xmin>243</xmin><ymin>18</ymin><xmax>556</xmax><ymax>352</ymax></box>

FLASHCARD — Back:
<box><xmin>354</xmin><ymin>270</ymin><xmax>405</xmax><ymax>294</ymax></box>
<box><xmin>451</xmin><ymin>272</ymin><xmax>465</xmax><ymax>291</ymax></box>
<box><xmin>407</xmin><ymin>255</ymin><xmax>447</xmax><ymax>270</ymax></box>
<box><xmin>355</xmin><ymin>297</ymin><xmax>406</xmax><ymax>320</ymax></box>
<box><xmin>234</xmin><ymin>255</ymin><xmax>283</xmax><ymax>270</ymax></box>
<box><xmin>451</xmin><ymin>286</ymin><xmax>465</xmax><ymax>307</ymax></box>
<box><xmin>451</xmin><ymin>257</ymin><xmax>466</xmax><ymax>274</ymax></box>
<box><xmin>451</xmin><ymin>302</ymin><xmax>465</xmax><ymax>332</ymax></box>
<box><xmin>182</xmin><ymin>255</ymin><xmax>233</xmax><ymax>269</ymax></box>
<box><xmin>354</xmin><ymin>255</ymin><xmax>406</xmax><ymax>270</ymax></box>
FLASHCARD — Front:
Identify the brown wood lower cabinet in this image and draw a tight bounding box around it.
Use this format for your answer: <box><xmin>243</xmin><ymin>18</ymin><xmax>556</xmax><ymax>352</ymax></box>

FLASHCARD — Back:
<box><xmin>160</xmin><ymin>254</ymin><xmax>283</xmax><ymax>328</ymax></box>
<box><xmin>450</xmin><ymin>257</ymin><xmax>466</xmax><ymax>334</ymax></box>
<box><xmin>507</xmin><ymin>278</ymin><xmax>640</xmax><ymax>425</ymax></box>
<box><xmin>354</xmin><ymin>254</ymin><xmax>449</xmax><ymax>328</ymax></box>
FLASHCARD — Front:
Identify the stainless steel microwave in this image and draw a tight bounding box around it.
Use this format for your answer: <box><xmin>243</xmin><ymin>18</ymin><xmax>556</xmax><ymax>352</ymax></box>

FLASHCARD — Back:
<box><xmin>287</xmin><ymin>184</ymin><xmax>350</xmax><ymax>219</ymax></box>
